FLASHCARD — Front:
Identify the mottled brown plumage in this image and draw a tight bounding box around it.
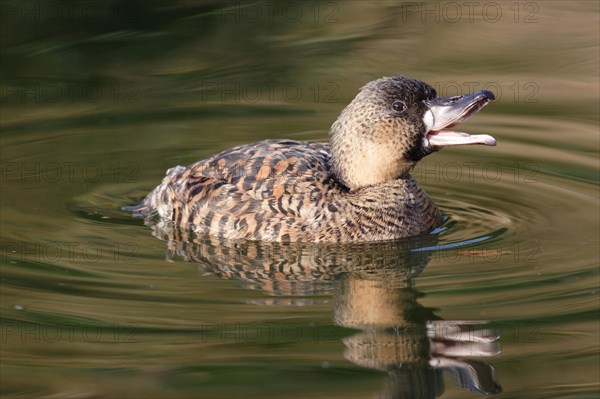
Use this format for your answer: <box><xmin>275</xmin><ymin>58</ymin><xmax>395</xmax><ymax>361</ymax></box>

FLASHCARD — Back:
<box><xmin>125</xmin><ymin>76</ymin><xmax>496</xmax><ymax>242</ymax></box>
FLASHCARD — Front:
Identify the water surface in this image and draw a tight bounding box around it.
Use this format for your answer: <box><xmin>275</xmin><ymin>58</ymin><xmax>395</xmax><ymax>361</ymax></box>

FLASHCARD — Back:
<box><xmin>1</xmin><ymin>1</ymin><xmax>599</xmax><ymax>398</ymax></box>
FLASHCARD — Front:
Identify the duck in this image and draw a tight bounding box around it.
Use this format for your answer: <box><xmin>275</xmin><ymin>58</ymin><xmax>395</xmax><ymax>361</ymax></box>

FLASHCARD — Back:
<box><xmin>124</xmin><ymin>76</ymin><xmax>496</xmax><ymax>243</ymax></box>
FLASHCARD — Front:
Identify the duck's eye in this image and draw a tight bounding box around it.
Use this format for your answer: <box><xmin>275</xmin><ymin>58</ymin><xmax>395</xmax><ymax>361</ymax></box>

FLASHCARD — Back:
<box><xmin>392</xmin><ymin>101</ymin><xmax>406</xmax><ymax>112</ymax></box>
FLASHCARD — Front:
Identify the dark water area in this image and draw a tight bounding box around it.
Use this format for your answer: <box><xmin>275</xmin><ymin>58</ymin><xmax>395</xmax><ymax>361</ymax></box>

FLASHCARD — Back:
<box><xmin>1</xmin><ymin>1</ymin><xmax>599</xmax><ymax>398</ymax></box>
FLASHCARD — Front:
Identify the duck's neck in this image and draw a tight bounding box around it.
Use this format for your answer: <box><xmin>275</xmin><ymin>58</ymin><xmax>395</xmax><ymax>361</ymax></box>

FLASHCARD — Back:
<box><xmin>329</xmin><ymin>120</ymin><xmax>416</xmax><ymax>190</ymax></box>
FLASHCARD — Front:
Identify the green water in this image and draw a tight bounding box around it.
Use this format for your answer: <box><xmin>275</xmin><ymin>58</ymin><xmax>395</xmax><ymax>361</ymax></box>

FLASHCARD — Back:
<box><xmin>1</xmin><ymin>1</ymin><xmax>599</xmax><ymax>398</ymax></box>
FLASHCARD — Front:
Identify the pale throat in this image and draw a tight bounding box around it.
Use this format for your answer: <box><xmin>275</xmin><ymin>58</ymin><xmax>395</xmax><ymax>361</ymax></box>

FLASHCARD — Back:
<box><xmin>331</xmin><ymin>131</ymin><xmax>415</xmax><ymax>190</ymax></box>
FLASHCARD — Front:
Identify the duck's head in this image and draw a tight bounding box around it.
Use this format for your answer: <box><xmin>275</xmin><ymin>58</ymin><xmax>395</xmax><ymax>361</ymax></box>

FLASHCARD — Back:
<box><xmin>330</xmin><ymin>76</ymin><xmax>496</xmax><ymax>190</ymax></box>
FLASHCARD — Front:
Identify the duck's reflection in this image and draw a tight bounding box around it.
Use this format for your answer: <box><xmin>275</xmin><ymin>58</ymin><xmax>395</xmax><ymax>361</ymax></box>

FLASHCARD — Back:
<box><xmin>152</xmin><ymin>222</ymin><xmax>502</xmax><ymax>397</ymax></box>
<box><xmin>335</xmin><ymin>273</ymin><xmax>501</xmax><ymax>397</ymax></box>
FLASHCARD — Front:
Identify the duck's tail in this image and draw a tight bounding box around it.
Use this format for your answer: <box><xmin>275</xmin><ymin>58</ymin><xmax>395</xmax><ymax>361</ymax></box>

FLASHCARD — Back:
<box><xmin>122</xmin><ymin>166</ymin><xmax>187</xmax><ymax>219</ymax></box>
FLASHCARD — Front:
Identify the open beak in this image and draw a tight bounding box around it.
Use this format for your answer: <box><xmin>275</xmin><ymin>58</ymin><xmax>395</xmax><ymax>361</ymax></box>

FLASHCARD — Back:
<box><xmin>424</xmin><ymin>90</ymin><xmax>496</xmax><ymax>147</ymax></box>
